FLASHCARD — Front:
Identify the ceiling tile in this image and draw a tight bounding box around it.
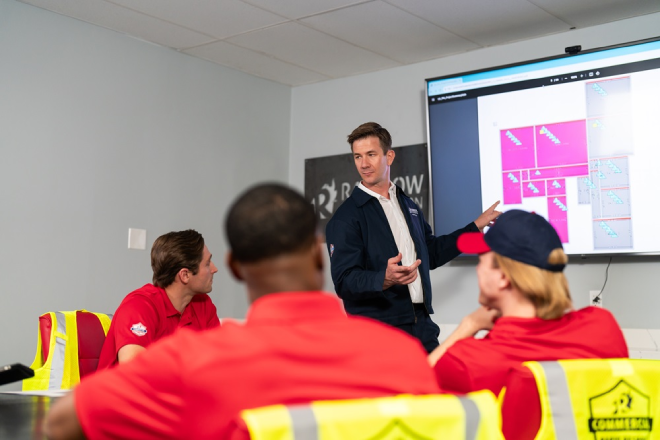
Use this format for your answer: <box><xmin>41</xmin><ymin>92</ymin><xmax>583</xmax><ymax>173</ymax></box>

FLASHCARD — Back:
<box><xmin>17</xmin><ymin>0</ymin><xmax>660</xmax><ymax>87</ymax></box>
<box><xmin>385</xmin><ymin>0</ymin><xmax>571</xmax><ymax>47</ymax></box>
<box><xmin>241</xmin><ymin>0</ymin><xmax>369</xmax><ymax>20</ymax></box>
<box><xmin>301</xmin><ymin>1</ymin><xmax>479</xmax><ymax>64</ymax></box>
<box><xmin>20</xmin><ymin>0</ymin><xmax>214</xmax><ymax>49</ymax></box>
<box><xmin>227</xmin><ymin>21</ymin><xmax>401</xmax><ymax>77</ymax></box>
<box><xmin>529</xmin><ymin>0</ymin><xmax>660</xmax><ymax>28</ymax></box>
<box><xmin>107</xmin><ymin>0</ymin><xmax>287</xmax><ymax>39</ymax></box>
<box><xmin>185</xmin><ymin>41</ymin><xmax>330</xmax><ymax>86</ymax></box>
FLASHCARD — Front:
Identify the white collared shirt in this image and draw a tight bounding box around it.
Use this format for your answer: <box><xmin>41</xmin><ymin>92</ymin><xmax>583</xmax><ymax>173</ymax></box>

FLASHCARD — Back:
<box><xmin>358</xmin><ymin>182</ymin><xmax>423</xmax><ymax>303</ymax></box>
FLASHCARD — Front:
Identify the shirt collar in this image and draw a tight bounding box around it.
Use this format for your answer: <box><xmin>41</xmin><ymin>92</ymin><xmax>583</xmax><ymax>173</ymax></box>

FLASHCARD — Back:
<box><xmin>357</xmin><ymin>181</ymin><xmax>396</xmax><ymax>201</ymax></box>
<box><xmin>245</xmin><ymin>292</ymin><xmax>346</xmax><ymax>324</ymax></box>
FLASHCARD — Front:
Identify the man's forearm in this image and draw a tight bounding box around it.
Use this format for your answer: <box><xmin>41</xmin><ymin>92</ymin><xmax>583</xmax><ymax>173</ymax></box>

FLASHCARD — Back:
<box><xmin>334</xmin><ymin>268</ymin><xmax>387</xmax><ymax>300</ymax></box>
<box><xmin>427</xmin><ymin>222</ymin><xmax>479</xmax><ymax>269</ymax></box>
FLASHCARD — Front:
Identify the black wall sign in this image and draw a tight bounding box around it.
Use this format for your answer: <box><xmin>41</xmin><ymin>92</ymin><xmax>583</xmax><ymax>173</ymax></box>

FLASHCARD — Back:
<box><xmin>305</xmin><ymin>144</ymin><xmax>430</xmax><ymax>233</ymax></box>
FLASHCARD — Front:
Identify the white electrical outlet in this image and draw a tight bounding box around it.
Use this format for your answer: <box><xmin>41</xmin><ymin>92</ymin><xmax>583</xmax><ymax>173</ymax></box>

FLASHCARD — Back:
<box><xmin>589</xmin><ymin>290</ymin><xmax>603</xmax><ymax>307</ymax></box>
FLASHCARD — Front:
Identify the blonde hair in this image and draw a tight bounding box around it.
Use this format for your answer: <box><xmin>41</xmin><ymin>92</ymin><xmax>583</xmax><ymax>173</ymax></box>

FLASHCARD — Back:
<box><xmin>492</xmin><ymin>249</ymin><xmax>572</xmax><ymax>320</ymax></box>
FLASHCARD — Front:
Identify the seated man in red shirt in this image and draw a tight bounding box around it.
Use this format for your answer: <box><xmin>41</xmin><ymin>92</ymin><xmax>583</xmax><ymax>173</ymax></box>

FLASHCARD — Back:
<box><xmin>428</xmin><ymin>209</ymin><xmax>628</xmax><ymax>396</ymax></box>
<box><xmin>45</xmin><ymin>183</ymin><xmax>439</xmax><ymax>440</ymax></box>
<box><xmin>97</xmin><ymin>229</ymin><xmax>220</xmax><ymax>368</ymax></box>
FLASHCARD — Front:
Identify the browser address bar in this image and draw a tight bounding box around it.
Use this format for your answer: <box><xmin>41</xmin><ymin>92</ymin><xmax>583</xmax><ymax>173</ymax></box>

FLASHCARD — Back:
<box><xmin>442</xmin><ymin>73</ymin><xmax>532</xmax><ymax>93</ymax></box>
<box><xmin>437</xmin><ymin>45</ymin><xmax>660</xmax><ymax>95</ymax></box>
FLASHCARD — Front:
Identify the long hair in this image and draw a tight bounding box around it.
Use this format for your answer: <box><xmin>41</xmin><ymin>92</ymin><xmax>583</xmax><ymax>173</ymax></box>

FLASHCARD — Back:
<box><xmin>493</xmin><ymin>249</ymin><xmax>572</xmax><ymax>319</ymax></box>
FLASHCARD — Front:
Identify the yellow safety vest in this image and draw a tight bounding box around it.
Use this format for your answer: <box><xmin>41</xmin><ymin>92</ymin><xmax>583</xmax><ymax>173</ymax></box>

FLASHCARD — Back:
<box><xmin>524</xmin><ymin>358</ymin><xmax>660</xmax><ymax>440</ymax></box>
<box><xmin>240</xmin><ymin>390</ymin><xmax>503</xmax><ymax>440</ymax></box>
<box><xmin>22</xmin><ymin>310</ymin><xmax>112</xmax><ymax>391</ymax></box>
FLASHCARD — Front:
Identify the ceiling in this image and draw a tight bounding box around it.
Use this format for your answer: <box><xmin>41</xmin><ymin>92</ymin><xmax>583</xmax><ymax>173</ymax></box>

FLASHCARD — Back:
<box><xmin>18</xmin><ymin>0</ymin><xmax>660</xmax><ymax>87</ymax></box>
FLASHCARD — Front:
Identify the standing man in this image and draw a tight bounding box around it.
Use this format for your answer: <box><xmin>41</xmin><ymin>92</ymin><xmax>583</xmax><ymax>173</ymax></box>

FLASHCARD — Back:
<box><xmin>326</xmin><ymin>122</ymin><xmax>500</xmax><ymax>353</ymax></box>
<box><xmin>97</xmin><ymin>229</ymin><xmax>220</xmax><ymax>368</ymax></box>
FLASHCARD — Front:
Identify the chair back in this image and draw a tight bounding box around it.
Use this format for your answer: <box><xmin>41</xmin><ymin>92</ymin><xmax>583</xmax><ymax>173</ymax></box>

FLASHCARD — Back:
<box><xmin>232</xmin><ymin>390</ymin><xmax>503</xmax><ymax>440</ymax></box>
<box><xmin>500</xmin><ymin>358</ymin><xmax>660</xmax><ymax>440</ymax></box>
<box><xmin>23</xmin><ymin>310</ymin><xmax>112</xmax><ymax>390</ymax></box>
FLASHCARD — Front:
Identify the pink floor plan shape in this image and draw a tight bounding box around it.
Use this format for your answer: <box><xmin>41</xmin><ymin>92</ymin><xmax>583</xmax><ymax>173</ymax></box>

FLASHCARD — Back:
<box><xmin>536</xmin><ymin>120</ymin><xmax>588</xmax><ymax>167</ymax></box>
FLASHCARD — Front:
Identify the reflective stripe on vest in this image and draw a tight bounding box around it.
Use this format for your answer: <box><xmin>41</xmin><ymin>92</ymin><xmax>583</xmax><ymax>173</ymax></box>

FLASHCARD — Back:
<box><xmin>540</xmin><ymin>361</ymin><xmax>578</xmax><ymax>439</ymax></box>
<box><xmin>461</xmin><ymin>394</ymin><xmax>481</xmax><ymax>440</ymax></box>
<box><xmin>23</xmin><ymin>310</ymin><xmax>112</xmax><ymax>391</ymax></box>
<box><xmin>49</xmin><ymin>312</ymin><xmax>67</xmax><ymax>389</ymax></box>
<box><xmin>241</xmin><ymin>390</ymin><xmax>502</xmax><ymax>440</ymax></box>
<box><xmin>524</xmin><ymin>358</ymin><xmax>660</xmax><ymax>440</ymax></box>
<box><xmin>288</xmin><ymin>406</ymin><xmax>317</xmax><ymax>440</ymax></box>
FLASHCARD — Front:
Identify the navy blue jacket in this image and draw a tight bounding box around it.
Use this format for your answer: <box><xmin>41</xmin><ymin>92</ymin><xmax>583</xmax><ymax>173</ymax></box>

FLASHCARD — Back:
<box><xmin>326</xmin><ymin>185</ymin><xmax>478</xmax><ymax>326</ymax></box>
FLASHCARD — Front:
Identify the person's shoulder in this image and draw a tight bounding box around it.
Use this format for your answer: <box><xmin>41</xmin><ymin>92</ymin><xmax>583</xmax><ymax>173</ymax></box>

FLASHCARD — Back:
<box><xmin>572</xmin><ymin>305</ymin><xmax>616</xmax><ymax>321</ymax></box>
<box><xmin>125</xmin><ymin>283</ymin><xmax>161</xmax><ymax>299</ymax></box>
<box><xmin>326</xmin><ymin>191</ymin><xmax>364</xmax><ymax>229</ymax></box>
<box><xmin>561</xmin><ymin>307</ymin><xmax>624</xmax><ymax>341</ymax></box>
<box><xmin>117</xmin><ymin>284</ymin><xmax>161</xmax><ymax>310</ymax></box>
<box><xmin>569</xmin><ymin>307</ymin><xmax>627</xmax><ymax>355</ymax></box>
<box><xmin>570</xmin><ymin>306</ymin><xmax>623</xmax><ymax>331</ymax></box>
<box><xmin>332</xmin><ymin>189</ymin><xmax>363</xmax><ymax>214</ymax></box>
<box><xmin>329</xmin><ymin>198</ymin><xmax>353</xmax><ymax>217</ymax></box>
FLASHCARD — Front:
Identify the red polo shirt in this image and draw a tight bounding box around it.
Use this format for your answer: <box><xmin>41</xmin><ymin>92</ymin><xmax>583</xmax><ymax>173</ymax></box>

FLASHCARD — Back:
<box><xmin>76</xmin><ymin>292</ymin><xmax>440</xmax><ymax>440</ymax></box>
<box><xmin>97</xmin><ymin>283</ymin><xmax>220</xmax><ymax>369</ymax></box>
<box><xmin>434</xmin><ymin>306</ymin><xmax>628</xmax><ymax>396</ymax></box>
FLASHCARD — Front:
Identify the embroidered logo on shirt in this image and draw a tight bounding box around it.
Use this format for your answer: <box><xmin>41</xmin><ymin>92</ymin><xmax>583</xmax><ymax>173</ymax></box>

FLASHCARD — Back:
<box><xmin>330</xmin><ymin>244</ymin><xmax>335</xmax><ymax>257</ymax></box>
<box><xmin>409</xmin><ymin>208</ymin><xmax>419</xmax><ymax>216</ymax></box>
<box><xmin>130</xmin><ymin>322</ymin><xmax>147</xmax><ymax>337</ymax></box>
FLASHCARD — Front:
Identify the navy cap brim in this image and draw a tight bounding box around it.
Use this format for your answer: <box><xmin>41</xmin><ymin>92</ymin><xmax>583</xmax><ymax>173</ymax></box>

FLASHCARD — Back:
<box><xmin>457</xmin><ymin>232</ymin><xmax>491</xmax><ymax>254</ymax></box>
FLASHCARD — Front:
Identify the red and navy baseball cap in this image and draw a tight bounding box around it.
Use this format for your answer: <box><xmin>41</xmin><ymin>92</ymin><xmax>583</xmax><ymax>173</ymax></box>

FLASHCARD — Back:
<box><xmin>457</xmin><ymin>209</ymin><xmax>565</xmax><ymax>272</ymax></box>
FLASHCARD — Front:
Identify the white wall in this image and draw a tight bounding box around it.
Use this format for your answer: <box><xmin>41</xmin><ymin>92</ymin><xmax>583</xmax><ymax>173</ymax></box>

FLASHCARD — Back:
<box><xmin>290</xmin><ymin>13</ymin><xmax>660</xmax><ymax>330</ymax></box>
<box><xmin>0</xmin><ymin>0</ymin><xmax>291</xmax><ymax>385</ymax></box>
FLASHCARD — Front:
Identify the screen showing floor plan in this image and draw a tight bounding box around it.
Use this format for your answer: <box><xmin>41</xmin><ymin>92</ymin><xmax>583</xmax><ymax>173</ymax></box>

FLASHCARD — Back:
<box><xmin>426</xmin><ymin>38</ymin><xmax>660</xmax><ymax>256</ymax></box>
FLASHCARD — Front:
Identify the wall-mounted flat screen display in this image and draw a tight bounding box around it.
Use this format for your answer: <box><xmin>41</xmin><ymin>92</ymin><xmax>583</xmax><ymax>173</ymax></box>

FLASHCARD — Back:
<box><xmin>426</xmin><ymin>37</ymin><xmax>660</xmax><ymax>256</ymax></box>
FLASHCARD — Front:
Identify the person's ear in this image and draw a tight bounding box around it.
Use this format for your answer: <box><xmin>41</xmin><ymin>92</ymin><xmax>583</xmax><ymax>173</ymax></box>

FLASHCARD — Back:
<box><xmin>386</xmin><ymin>149</ymin><xmax>395</xmax><ymax>166</ymax></box>
<box><xmin>226</xmin><ymin>251</ymin><xmax>244</xmax><ymax>281</ymax></box>
<box><xmin>498</xmin><ymin>270</ymin><xmax>511</xmax><ymax>290</ymax></box>
<box><xmin>313</xmin><ymin>234</ymin><xmax>324</xmax><ymax>271</ymax></box>
<box><xmin>177</xmin><ymin>268</ymin><xmax>191</xmax><ymax>285</ymax></box>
